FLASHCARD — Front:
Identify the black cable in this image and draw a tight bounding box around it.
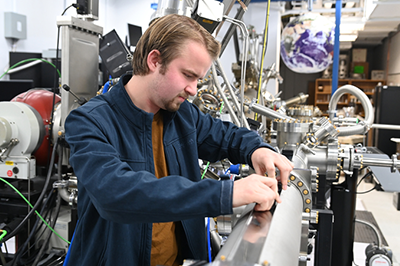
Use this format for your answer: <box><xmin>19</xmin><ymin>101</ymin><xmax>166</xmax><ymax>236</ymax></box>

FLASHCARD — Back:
<box><xmin>47</xmin><ymin>24</ymin><xmax>61</xmax><ymax>170</ymax></box>
<box><xmin>32</xmin><ymin>145</ymin><xmax>64</xmax><ymax>266</ymax></box>
<box><xmin>3</xmin><ymin>139</ymin><xmax>59</xmax><ymax>243</ymax></box>
<box><xmin>32</xmin><ymin>192</ymin><xmax>62</xmax><ymax>266</ymax></box>
<box><xmin>61</xmin><ymin>4</ymin><xmax>78</xmax><ymax>16</ymax></box>
<box><xmin>356</xmin><ymin>185</ymin><xmax>377</xmax><ymax>194</ymax></box>
<box><xmin>18</xmin><ymin>147</ymin><xmax>64</xmax><ymax>265</ymax></box>
<box><xmin>358</xmin><ymin>165</ymin><xmax>368</xmax><ymax>172</ymax></box>
<box><xmin>0</xmin><ymin>248</ymin><xmax>6</xmax><ymax>266</ymax></box>
<box><xmin>11</xmin><ymin>189</ymin><xmax>54</xmax><ymax>265</ymax></box>
<box><xmin>357</xmin><ymin>171</ymin><xmax>373</xmax><ymax>187</ymax></box>
<box><xmin>13</xmin><ymin>189</ymin><xmax>57</xmax><ymax>266</ymax></box>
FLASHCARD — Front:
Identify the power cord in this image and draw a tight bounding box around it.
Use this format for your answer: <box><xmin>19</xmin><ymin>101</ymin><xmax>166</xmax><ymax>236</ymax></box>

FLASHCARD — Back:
<box><xmin>356</xmin><ymin>185</ymin><xmax>378</xmax><ymax>195</ymax></box>
<box><xmin>357</xmin><ymin>171</ymin><xmax>373</xmax><ymax>187</ymax></box>
<box><xmin>61</xmin><ymin>4</ymin><xmax>80</xmax><ymax>16</ymax></box>
<box><xmin>356</xmin><ymin>171</ymin><xmax>379</xmax><ymax>194</ymax></box>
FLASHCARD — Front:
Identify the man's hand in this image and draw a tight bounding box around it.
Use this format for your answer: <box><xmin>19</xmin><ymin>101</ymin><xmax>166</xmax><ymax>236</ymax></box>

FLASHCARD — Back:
<box><xmin>251</xmin><ymin>148</ymin><xmax>294</xmax><ymax>190</ymax></box>
<box><xmin>232</xmin><ymin>174</ymin><xmax>281</xmax><ymax>211</ymax></box>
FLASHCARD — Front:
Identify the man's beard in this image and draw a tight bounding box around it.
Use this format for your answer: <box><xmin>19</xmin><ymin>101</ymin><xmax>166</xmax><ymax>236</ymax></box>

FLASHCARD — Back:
<box><xmin>163</xmin><ymin>95</ymin><xmax>186</xmax><ymax>112</ymax></box>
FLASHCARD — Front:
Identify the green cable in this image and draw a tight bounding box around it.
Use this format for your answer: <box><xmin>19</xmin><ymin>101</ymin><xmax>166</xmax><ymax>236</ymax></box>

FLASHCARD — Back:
<box><xmin>0</xmin><ymin>58</ymin><xmax>61</xmax><ymax>80</ymax></box>
<box><xmin>201</xmin><ymin>162</ymin><xmax>211</xmax><ymax>180</ymax></box>
<box><xmin>219</xmin><ymin>102</ymin><xmax>224</xmax><ymax>114</ymax></box>
<box><xmin>0</xmin><ymin>177</ymin><xmax>70</xmax><ymax>244</ymax></box>
<box><xmin>0</xmin><ymin>230</ymin><xmax>7</xmax><ymax>242</ymax></box>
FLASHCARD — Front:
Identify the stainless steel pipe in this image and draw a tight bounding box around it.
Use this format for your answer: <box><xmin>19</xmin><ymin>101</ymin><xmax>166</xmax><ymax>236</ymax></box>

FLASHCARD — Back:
<box><xmin>212</xmin><ymin>185</ymin><xmax>304</xmax><ymax>265</ymax></box>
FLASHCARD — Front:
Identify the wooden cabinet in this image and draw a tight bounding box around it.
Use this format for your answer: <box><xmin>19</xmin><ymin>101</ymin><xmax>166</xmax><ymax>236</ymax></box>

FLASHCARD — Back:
<box><xmin>311</xmin><ymin>79</ymin><xmax>385</xmax><ymax>116</ymax></box>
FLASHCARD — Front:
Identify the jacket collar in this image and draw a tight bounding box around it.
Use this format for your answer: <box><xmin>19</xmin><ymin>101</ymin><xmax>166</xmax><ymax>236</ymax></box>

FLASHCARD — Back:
<box><xmin>106</xmin><ymin>73</ymin><xmax>178</xmax><ymax>127</ymax></box>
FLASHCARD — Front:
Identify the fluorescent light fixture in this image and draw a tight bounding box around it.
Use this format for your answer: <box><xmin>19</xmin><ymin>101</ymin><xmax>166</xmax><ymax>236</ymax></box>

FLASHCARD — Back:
<box><xmin>340</xmin><ymin>41</ymin><xmax>353</xmax><ymax>50</ymax></box>
<box><xmin>340</xmin><ymin>23</ymin><xmax>365</xmax><ymax>33</ymax></box>
<box><xmin>340</xmin><ymin>34</ymin><xmax>358</xmax><ymax>42</ymax></box>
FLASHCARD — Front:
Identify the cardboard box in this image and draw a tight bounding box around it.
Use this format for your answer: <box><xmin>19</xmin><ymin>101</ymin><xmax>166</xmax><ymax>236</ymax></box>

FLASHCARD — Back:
<box><xmin>352</xmin><ymin>48</ymin><xmax>367</xmax><ymax>62</ymax></box>
<box><xmin>371</xmin><ymin>70</ymin><xmax>385</xmax><ymax>80</ymax></box>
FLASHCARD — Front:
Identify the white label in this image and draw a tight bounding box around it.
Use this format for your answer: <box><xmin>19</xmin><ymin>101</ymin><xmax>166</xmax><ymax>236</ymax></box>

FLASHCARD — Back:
<box><xmin>371</xmin><ymin>257</ymin><xmax>390</xmax><ymax>265</ymax></box>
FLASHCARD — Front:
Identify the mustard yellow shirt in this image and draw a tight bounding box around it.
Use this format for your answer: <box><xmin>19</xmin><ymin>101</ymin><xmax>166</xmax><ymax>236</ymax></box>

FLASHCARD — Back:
<box><xmin>151</xmin><ymin>111</ymin><xmax>179</xmax><ymax>266</ymax></box>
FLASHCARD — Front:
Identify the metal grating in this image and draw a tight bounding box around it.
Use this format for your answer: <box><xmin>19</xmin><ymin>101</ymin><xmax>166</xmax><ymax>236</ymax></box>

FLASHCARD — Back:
<box><xmin>354</xmin><ymin>210</ymin><xmax>388</xmax><ymax>246</ymax></box>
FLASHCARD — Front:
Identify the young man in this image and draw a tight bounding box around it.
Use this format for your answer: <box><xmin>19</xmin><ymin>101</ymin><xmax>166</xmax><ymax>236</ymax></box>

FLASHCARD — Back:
<box><xmin>65</xmin><ymin>14</ymin><xmax>293</xmax><ymax>266</ymax></box>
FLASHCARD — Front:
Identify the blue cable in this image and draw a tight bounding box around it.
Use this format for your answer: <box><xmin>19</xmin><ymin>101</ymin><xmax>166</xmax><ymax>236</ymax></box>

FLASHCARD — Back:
<box><xmin>63</xmin><ymin>221</ymin><xmax>78</xmax><ymax>266</ymax></box>
<box><xmin>207</xmin><ymin>217</ymin><xmax>212</xmax><ymax>263</ymax></box>
<box><xmin>102</xmin><ymin>81</ymin><xmax>110</xmax><ymax>94</ymax></box>
<box><xmin>102</xmin><ymin>75</ymin><xmax>113</xmax><ymax>94</ymax></box>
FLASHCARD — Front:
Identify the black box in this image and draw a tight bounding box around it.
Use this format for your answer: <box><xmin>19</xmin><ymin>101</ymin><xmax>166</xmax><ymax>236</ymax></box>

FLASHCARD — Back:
<box><xmin>393</xmin><ymin>192</ymin><xmax>400</xmax><ymax>211</ymax></box>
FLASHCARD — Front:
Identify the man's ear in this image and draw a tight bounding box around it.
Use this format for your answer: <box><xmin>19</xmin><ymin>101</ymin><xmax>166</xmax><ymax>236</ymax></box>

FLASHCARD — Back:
<box><xmin>147</xmin><ymin>50</ymin><xmax>161</xmax><ymax>72</ymax></box>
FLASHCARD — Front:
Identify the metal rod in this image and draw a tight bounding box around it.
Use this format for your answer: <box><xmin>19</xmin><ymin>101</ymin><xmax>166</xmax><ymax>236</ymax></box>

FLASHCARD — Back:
<box><xmin>219</xmin><ymin>0</ymin><xmax>251</xmax><ymax>55</ymax></box>
<box><xmin>371</xmin><ymin>124</ymin><xmax>400</xmax><ymax>130</ymax></box>
<box><xmin>362</xmin><ymin>157</ymin><xmax>398</xmax><ymax>168</ymax></box>
<box><xmin>214</xmin><ymin>59</ymin><xmax>249</xmax><ymax>129</ymax></box>
<box><xmin>211</xmin><ymin>64</ymin><xmax>241</xmax><ymax>126</ymax></box>
<box><xmin>223</xmin><ymin>15</ymin><xmax>249</xmax><ymax>129</ymax></box>
<box><xmin>249</xmin><ymin>102</ymin><xmax>296</xmax><ymax>121</ymax></box>
<box><xmin>214</xmin><ymin>59</ymin><xmax>241</xmax><ymax>118</ymax></box>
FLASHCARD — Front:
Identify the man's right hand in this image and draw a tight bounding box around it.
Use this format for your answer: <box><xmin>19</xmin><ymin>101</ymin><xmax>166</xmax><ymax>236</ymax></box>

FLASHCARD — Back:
<box><xmin>232</xmin><ymin>174</ymin><xmax>281</xmax><ymax>211</ymax></box>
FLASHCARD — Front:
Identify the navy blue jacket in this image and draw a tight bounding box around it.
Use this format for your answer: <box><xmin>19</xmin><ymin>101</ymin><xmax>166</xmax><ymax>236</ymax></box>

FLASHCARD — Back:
<box><xmin>64</xmin><ymin>74</ymin><xmax>272</xmax><ymax>265</ymax></box>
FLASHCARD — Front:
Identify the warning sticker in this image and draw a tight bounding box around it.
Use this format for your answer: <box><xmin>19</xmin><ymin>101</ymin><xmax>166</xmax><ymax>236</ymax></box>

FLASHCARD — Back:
<box><xmin>7</xmin><ymin>170</ymin><xmax>13</xmax><ymax>177</ymax></box>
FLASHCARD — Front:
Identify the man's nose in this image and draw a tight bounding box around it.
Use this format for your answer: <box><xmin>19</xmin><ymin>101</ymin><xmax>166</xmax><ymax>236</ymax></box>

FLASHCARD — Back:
<box><xmin>185</xmin><ymin>81</ymin><xmax>198</xmax><ymax>96</ymax></box>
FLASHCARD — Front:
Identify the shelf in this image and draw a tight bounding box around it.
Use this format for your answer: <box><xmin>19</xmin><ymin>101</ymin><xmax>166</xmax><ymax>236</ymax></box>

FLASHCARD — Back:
<box><xmin>311</xmin><ymin>78</ymin><xmax>385</xmax><ymax>117</ymax></box>
<box><xmin>315</xmin><ymin>102</ymin><xmax>348</xmax><ymax>105</ymax></box>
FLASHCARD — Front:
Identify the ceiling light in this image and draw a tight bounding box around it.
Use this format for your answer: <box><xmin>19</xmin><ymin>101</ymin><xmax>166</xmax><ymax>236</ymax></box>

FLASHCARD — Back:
<box><xmin>339</xmin><ymin>34</ymin><xmax>358</xmax><ymax>42</ymax></box>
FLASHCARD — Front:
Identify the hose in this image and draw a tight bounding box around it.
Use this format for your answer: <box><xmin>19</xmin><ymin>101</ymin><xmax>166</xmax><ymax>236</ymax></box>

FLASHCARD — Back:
<box><xmin>0</xmin><ymin>58</ymin><xmax>61</xmax><ymax>80</ymax></box>
<box><xmin>355</xmin><ymin>219</ymin><xmax>382</xmax><ymax>248</ymax></box>
<box><xmin>328</xmin><ymin>84</ymin><xmax>374</xmax><ymax>136</ymax></box>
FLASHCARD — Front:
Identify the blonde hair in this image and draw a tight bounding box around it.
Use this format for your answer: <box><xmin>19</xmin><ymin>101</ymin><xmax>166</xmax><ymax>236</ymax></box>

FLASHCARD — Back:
<box><xmin>132</xmin><ymin>14</ymin><xmax>221</xmax><ymax>75</ymax></box>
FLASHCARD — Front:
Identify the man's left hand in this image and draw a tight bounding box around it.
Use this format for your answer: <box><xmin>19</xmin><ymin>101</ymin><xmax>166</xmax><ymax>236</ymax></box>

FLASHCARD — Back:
<box><xmin>251</xmin><ymin>148</ymin><xmax>294</xmax><ymax>190</ymax></box>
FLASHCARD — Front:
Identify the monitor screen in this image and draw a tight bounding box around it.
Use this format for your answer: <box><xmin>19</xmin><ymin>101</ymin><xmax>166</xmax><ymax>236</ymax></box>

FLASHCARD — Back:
<box><xmin>0</xmin><ymin>79</ymin><xmax>34</xmax><ymax>101</ymax></box>
<box><xmin>127</xmin><ymin>23</ymin><xmax>142</xmax><ymax>47</ymax></box>
<box><xmin>9</xmin><ymin>52</ymin><xmax>42</xmax><ymax>88</ymax></box>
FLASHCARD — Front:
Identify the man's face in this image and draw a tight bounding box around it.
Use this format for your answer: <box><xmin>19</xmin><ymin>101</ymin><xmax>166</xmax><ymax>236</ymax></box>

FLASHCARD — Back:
<box><xmin>150</xmin><ymin>40</ymin><xmax>213</xmax><ymax>112</ymax></box>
